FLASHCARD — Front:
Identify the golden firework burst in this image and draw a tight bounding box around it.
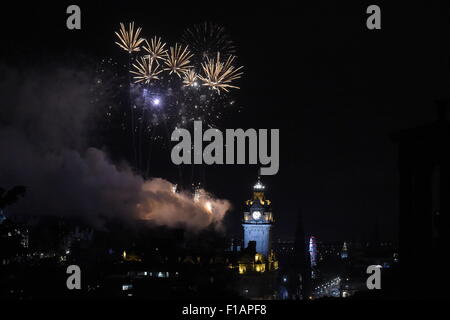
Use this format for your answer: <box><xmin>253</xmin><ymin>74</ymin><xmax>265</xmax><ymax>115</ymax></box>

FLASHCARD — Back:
<box><xmin>143</xmin><ymin>36</ymin><xmax>168</xmax><ymax>62</ymax></box>
<box><xmin>130</xmin><ymin>56</ymin><xmax>163</xmax><ymax>84</ymax></box>
<box><xmin>163</xmin><ymin>43</ymin><xmax>193</xmax><ymax>77</ymax></box>
<box><xmin>198</xmin><ymin>52</ymin><xmax>243</xmax><ymax>94</ymax></box>
<box><xmin>182</xmin><ymin>69</ymin><xmax>198</xmax><ymax>87</ymax></box>
<box><xmin>115</xmin><ymin>22</ymin><xmax>145</xmax><ymax>53</ymax></box>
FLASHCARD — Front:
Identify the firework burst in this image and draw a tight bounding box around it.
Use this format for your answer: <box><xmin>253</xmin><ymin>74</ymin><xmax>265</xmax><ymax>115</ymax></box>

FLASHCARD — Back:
<box><xmin>182</xmin><ymin>69</ymin><xmax>198</xmax><ymax>87</ymax></box>
<box><xmin>130</xmin><ymin>56</ymin><xmax>163</xmax><ymax>84</ymax></box>
<box><xmin>198</xmin><ymin>52</ymin><xmax>243</xmax><ymax>94</ymax></box>
<box><xmin>115</xmin><ymin>22</ymin><xmax>145</xmax><ymax>53</ymax></box>
<box><xmin>182</xmin><ymin>21</ymin><xmax>236</xmax><ymax>60</ymax></box>
<box><xmin>163</xmin><ymin>43</ymin><xmax>194</xmax><ymax>77</ymax></box>
<box><xmin>110</xmin><ymin>20</ymin><xmax>244</xmax><ymax>176</ymax></box>
<box><xmin>143</xmin><ymin>36</ymin><xmax>168</xmax><ymax>62</ymax></box>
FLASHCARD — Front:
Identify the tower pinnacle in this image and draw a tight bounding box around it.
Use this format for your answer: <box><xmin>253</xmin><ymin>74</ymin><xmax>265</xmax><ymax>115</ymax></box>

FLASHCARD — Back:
<box><xmin>243</xmin><ymin>176</ymin><xmax>273</xmax><ymax>257</ymax></box>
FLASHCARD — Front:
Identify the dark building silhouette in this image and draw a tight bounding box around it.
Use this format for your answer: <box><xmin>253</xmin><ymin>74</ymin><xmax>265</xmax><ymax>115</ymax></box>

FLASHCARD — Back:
<box><xmin>391</xmin><ymin>101</ymin><xmax>450</xmax><ymax>297</ymax></box>
<box><xmin>293</xmin><ymin>210</ymin><xmax>311</xmax><ymax>299</ymax></box>
<box><xmin>281</xmin><ymin>210</ymin><xmax>311</xmax><ymax>299</ymax></box>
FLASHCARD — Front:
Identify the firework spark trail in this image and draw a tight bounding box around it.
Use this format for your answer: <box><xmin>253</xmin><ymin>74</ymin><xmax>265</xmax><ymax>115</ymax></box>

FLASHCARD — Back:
<box><xmin>143</xmin><ymin>36</ymin><xmax>168</xmax><ymax>62</ymax></box>
<box><xmin>145</xmin><ymin>127</ymin><xmax>154</xmax><ymax>178</ymax></box>
<box><xmin>115</xmin><ymin>22</ymin><xmax>145</xmax><ymax>53</ymax></box>
<box><xmin>137</xmin><ymin>95</ymin><xmax>146</xmax><ymax>172</ymax></box>
<box><xmin>198</xmin><ymin>52</ymin><xmax>243</xmax><ymax>94</ymax></box>
<box><xmin>182</xmin><ymin>69</ymin><xmax>198</xmax><ymax>87</ymax></box>
<box><xmin>115</xmin><ymin>22</ymin><xmax>145</xmax><ymax>168</ymax></box>
<box><xmin>130</xmin><ymin>56</ymin><xmax>163</xmax><ymax>84</ymax></box>
<box><xmin>163</xmin><ymin>43</ymin><xmax>194</xmax><ymax>77</ymax></box>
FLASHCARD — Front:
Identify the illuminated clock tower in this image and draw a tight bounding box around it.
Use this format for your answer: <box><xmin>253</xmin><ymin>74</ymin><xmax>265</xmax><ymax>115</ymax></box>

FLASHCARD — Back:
<box><xmin>243</xmin><ymin>177</ymin><xmax>274</xmax><ymax>257</ymax></box>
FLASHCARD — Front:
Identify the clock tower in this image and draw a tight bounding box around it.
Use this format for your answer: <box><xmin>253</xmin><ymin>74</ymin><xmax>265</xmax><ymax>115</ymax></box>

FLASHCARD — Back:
<box><xmin>242</xmin><ymin>177</ymin><xmax>274</xmax><ymax>257</ymax></box>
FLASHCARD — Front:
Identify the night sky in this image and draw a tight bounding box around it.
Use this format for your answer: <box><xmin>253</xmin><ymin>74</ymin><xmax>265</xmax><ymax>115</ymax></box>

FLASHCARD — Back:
<box><xmin>2</xmin><ymin>1</ymin><xmax>450</xmax><ymax>242</ymax></box>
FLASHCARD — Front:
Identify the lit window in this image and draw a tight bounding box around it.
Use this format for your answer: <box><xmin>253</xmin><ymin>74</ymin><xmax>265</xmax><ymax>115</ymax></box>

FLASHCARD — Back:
<box><xmin>122</xmin><ymin>284</ymin><xmax>133</xmax><ymax>291</ymax></box>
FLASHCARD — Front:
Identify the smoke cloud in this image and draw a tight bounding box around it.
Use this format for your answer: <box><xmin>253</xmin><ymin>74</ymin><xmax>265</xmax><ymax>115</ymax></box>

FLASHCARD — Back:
<box><xmin>0</xmin><ymin>63</ymin><xmax>230</xmax><ymax>230</ymax></box>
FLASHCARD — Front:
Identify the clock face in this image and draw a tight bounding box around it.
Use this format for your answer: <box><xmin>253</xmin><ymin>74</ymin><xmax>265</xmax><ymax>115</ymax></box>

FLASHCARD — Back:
<box><xmin>252</xmin><ymin>211</ymin><xmax>261</xmax><ymax>220</ymax></box>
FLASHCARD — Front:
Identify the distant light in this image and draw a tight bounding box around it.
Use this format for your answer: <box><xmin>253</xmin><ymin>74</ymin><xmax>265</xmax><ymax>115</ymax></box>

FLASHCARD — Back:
<box><xmin>152</xmin><ymin>98</ymin><xmax>161</xmax><ymax>106</ymax></box>
<box><xmin>254</xmin><ymin>181</ymin><xmax>264</xmax><ymax>190</ymax></box>
<box><xmin>122</xmin><ymin>284</ymin><xmax>132</xmax><ymax>291</ymax></box>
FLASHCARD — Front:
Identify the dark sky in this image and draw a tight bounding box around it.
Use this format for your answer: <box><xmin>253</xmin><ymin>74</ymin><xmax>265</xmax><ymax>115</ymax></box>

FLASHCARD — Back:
<box><xmin>2</xmin><ymin>1</ymin><xmax>450</xmax><ymax>241</ymax></box>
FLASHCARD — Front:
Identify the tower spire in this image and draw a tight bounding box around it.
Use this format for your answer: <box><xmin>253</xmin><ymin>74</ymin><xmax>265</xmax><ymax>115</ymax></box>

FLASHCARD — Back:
<box><xmin>243</xmin><ymin>175</ymin><xmax>273</xmax><ymax>257</ymax></box>
<box><xmin>253</xmin><ymin>175</ymin><xmax>265</xmax><ymax>191</ymax></box>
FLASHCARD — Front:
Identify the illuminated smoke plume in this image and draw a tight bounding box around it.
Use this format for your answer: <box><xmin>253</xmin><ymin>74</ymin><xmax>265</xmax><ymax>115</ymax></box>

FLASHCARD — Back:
<box><xmin>139</xmin><ymin>179</ymin><xmax>230</xmax><ymax>230</ymax></box>
<box><xmin>0</xmin><ymin>63</ymin><xmax>230</xmax><ymax>230</ymax></box>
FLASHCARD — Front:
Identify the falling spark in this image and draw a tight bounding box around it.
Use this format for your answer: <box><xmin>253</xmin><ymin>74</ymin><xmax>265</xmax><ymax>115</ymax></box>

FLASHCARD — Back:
<box><xmin>130</xmin><ymin>56</ymin><xmax>163</xmax><ymax>84</ymax></box>
<box><xmin>182</xmin><ymin>69</ymin><xmax>198</xmax><ymax>87</ymax></box>
<box><xmin>115</xmin><ymin>22</ymin><xmax>145</xmax><ymax>53</ymax></box>
<box><xmin>163</xmin><ymin>43</ymin><xmax>194</xmax><ymax>77</ymax></box>
<box><xmin>198</xmin><ymin>52</ymin><xmax>243</xmax><ymax>94</ymax></box>
<box><xmin>143</xmin><ymin>36</ymin><xmax>168</xmax><ymax>62</ymax></box>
